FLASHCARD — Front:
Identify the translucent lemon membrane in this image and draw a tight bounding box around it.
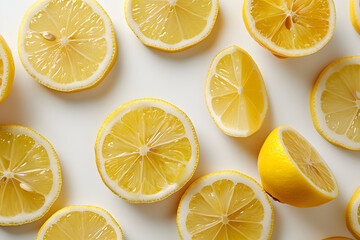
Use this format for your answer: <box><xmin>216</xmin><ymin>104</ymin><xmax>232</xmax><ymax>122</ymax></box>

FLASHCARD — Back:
<box><xmin>250</xmin><ymin>0</ymin><xmax>331</xmax><ymax>50</ymax></box>
<box><xmin>131</xmin><ymin>0</ymin><xmax>213</xmax><ymax>44</ymax></box>
<box><xmin>24</xmin><ymin>0</ymin><xmax>108</xmax><ymax>84</ymax></box>
<box><xmin>321</xmin><ymin>64</ymin><xmax>360</xmax><ymax>143</ymax></box>
<box><xmin>0</xmin><ymin>131</ymin><xmax>53</xmax><ymax>217</ymax></box>
<box><xmin>186</xmin><ymin>179</ymin><xmax>265</xmax><ymax>239</ymax></box>
<box><xmin>282</xmin><ymin>130</ymin><xmax>336</xmax><ymax>193</ymax></box>
<box><xmin>42</xmin><ymin>210</ymin><xmax>117</xmax><ymax>239</ymax></box>
<box><xmin>209</xmin><ymin>48</ymin><xmax>266</xmax><ymax>133</ymax></box>
<box><xmin>102</xmin><ymin>106</ymin><xmax>192</xmax><ymax>195</ymax></box>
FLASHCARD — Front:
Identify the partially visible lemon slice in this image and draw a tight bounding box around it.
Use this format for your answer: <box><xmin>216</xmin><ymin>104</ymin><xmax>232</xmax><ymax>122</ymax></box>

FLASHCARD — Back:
<box><xmin>350</xmin><ymin>0</ymin><xmax>360</xmax><ymax>34</ymax></box>
<box><xmin>243</xmin><ymin>0</ymin><xmax>336</xmax><ymax>57</ymax></box>
<box><xmin>36</xmin><ymin>205</ymin><xmax>123</xmax><ymax>240</ymax></box>
<box><xmin>125</xmin><ymin>0</ymin><xmax>219</xmax><ymax>52</ymax></box>
<box><xmin>177</xmin><ymin>170</ymin><xmax>274</xmax><ymax>240</ymax></box>
<box><xmin>346</xmin><ymin>186</ymin><xmax>360</xmax><ymax>240</ymax></box>
<box><xmin>0</xmin><ymin>125</ymin><xmax>61</xmax><ymax>225</ymax></box>
<box><xmin>310</xmin><ymin>56</ymin><xmax>360</xmax><ymax>150</ymax></box>
<box><xmin>0</xmin><ymin>35</ymin><xmax>15</xmax><ymax>104</ymax></box>
<box><xmin>258</xmin><ymin>125</ymin><xmax>338</xmax><ymax>207</ymax></box>
<box><xmin>321</xmin><ymin>237</ymin><xmax>354</xmax><ymax>240</ymax></box>
<box><xmin>95</xmin><ymin>99</ymin><xmax>199</xmax><ymax>203</ymax></box>
<box><xmin>205</xmin><ymin>46</ymin><xmax>268</xmax><ymax>137</ymax></box>
<box><xmin>18</xmin><ymin>0</ymin><xmax>117</xmax><ymax>92</ymax></box>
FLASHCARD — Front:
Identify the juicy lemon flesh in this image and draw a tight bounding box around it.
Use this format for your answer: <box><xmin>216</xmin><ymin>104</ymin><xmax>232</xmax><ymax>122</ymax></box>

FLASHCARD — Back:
<box><xmin>24</xmin><ymin>0</ymin><xmax>107</xmax><ymax>84</ymax></box>
<box><xmin>250</xmin><ymin>0</ymin><xmax>330</xmax><ymax>50</ymax></box>
<box><xmin>282</xmin><ymin>130</ymin><xmax>336</xmax><ymax>193</ymax></box>
<box><xmin>320</xmin><ymin>64</ymin><xmax>360</xmax><ymax>143</ymax></box>
<box><xmin>209</xmin><ymin>50</ymin><xmax>265</xmax><ymax>132</ymax></box>
<box><xmin>131</xmin><ymin>0</ymin><xmax>212</xmax><ymax>44</ymax></box>
<box><xmin>0</xmin><ymin>131</ymin><xmax>53</xmax><ymax>217</ymax></box>
<box><xmin>102</xmin><ymin>107</ymin><xmax>192</xmax><ymax>195</ymax></box>
<box><xmin>186</xmin><ymin>179</ymin><xmax>265</xmax><ymax>240</ymax></box>
<box><xmin>42</xmin><ymin>211</ymin><xmax>117</xmax><ymax>239</ymax></box>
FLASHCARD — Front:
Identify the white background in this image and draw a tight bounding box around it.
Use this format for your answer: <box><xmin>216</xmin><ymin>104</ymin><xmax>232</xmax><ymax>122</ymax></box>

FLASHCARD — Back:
<box><xmin>1</xmin><ymin>0</ymin><xmax>360</xmax><ymax>239</ymax></box>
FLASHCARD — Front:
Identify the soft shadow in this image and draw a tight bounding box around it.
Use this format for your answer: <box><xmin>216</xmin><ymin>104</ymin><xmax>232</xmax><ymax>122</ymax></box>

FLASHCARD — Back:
<box><xmin>269</xmin><ymin>201</ymin><xmax>282</xmax><ymax>240</ymax></box>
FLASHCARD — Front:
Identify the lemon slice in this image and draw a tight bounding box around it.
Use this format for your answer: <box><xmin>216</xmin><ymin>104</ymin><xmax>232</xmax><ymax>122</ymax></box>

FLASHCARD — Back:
<box><xmin>0</xmin><ymin>35</ymin><xmax>15</xmax><ymax>104</ymax></box>
<box><xmin>177</xmin><ymin>170</ymin><xmax>273</xmax><ymax>240</ymax></box>
<box><xmin>351</xmin><ymin>0</ymin><xmax>360</xmax><ymax>34</ymax></box>
<box><xmin>95</xmin><ymin>99</ymin><xmax>199</xmax><ymax>203</ymax></box>
<box><xmin>346</xmin><ymin>186</ymin><xmax>360</xmax><ymax>239</ymax></box>
<box><xmin>125</xmin><ymin>0</ymin><xmax>219</xmax><ymax>52</ymax></box>
<box><xmin>205</xmin><ymin>46</ymin><xmax>268</xmax><ymax>137</ymax></box>
<box><xmin>321</xmin><ymin>237</ymin><xmax>354</xmax><ymax>240</ymax></box>
<box><xmin>37</xmin><ymin>205</ymin><xmax>123</xmax><ymax>240</ymax></box>
<box><xmin>310</xmin><ymin>56</ymin><xmax>360</xmax><ymax>150</ymax></box>
<box><xmin>258</xmin><ymin>125</ymin><xmax>338</xmax><ymax>207</ymax></box>
<box><xmin>243</xmin><ymin>0</ymin><xmax>336</xmax><ymax>57</ymax></box>
<box><xmin>0</xmin><ymin>125</ymin><xmax>61</xmax><ymax>225</ymax></box>
<box><xmin>18</xmin><ymin>0</ymin><xmax>117</xmax><ymax>92</ymax></box>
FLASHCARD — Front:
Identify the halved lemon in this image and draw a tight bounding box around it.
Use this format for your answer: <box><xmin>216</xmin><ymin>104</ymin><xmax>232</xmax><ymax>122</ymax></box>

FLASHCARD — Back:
<box><xmin>321</xmin><ymin>237</ymin><xmax>355</xmax><ymax>240</ymax></box>
<box><xmin>37</xmin><ymin>205</ymin><xmax>123</xmax><ymax>240</ymax></box>
<box><xmin>346</xmin><ymin>186</ymin><xmax>360</xmax><ymax>240</ymax></box>
<box><xmin>350</xmin><ymin>0</ymin><xmax>360</xmax><ymax>34</ymax></box>
<box><xmin>95</xmin><ymin>99</ymin><xmax>199</xmax><ymax>203</ymax></box>
<box><xmin>243</xmin><ymin>0</ymin><xmax>336</xmax><ymax>57</ymax></box>
<box><xmin>0</xmin><ymin>125</ymin><xmax>61</xmax><ymax>225</ymax></box>
<box><xmin>310</xmin><ymin>56</ymin><xmax>360</xmax><ymax>150</ymax></box>
<box><xmin>258</xmin><ymin>125</ymin><xmax>338</xmax><ymax>207</ymax></box>
<box><xmin>205</xmin><ymin>46</ymin><xmax>268</xmax><ymax>137</ymax></box>
<box><xmin>124</xmin><ymin>0</ymin><xmax>219</xmax><ymax>52</ymax></box>
<box><xmin>177</xmin><ymin>170</ymin><xmax>274</xmax><ymax>240</ymax></box>
<box><xmin>18</xmin><ymin>0</ymin><xmax>117</xmax><ymax>92</ymax></box>
<box><xmin>0</xmin><ymin>34</ymin><xmax>15</xmax><ymax>104</ymax></box>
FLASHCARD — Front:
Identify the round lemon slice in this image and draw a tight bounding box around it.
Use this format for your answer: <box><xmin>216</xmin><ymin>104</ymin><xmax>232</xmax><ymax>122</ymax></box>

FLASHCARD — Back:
<box><xmin>177</xmin><ymin>170</ymin><xmax>274</xmax><ymax>240</ymax></box>
<box><xmin>205</xmin><ymin>46</ymin><xmax>268</xmax><ymax>137</ymax></box>
<box><xmin>346</xmin><ymin>186</ymin><xmax>360</xmax><ymax>240</ymax></box>
<box><xmin>18</xmin><ymin>0</ymin><xmax>117</xmax><ymax>92</ymax></box>
<box><xmin>124</xmin><ymin>0</ymin><xmax>219</xmax><ymax>52</ymax></box>
<box><xmin>243</xmin><ymin>0</ymin><xmax>336</xmax><ymax>57</ymax></box>
<box><xmin>0</xmin><ymin>35</ymin><xmax>15</xmax><ymax>104</ymax></box>
<box><xmin>310</xmin><ymin>56</ymin><xmax>360</xmax><ymax>150</ymax></box>
<box><xmin>37</xmin><ymin>205</ymin><xmax>123</xmax><ymax>240</ymax></box>
<box><xmin>258</xmin><ymin>125</ymin><xmax>338</xmax><ymax>207</ymax></box>
<box><xmin>95</xmin><ymin>99</ymin><xmax>199</xmax><ymax>203</ymax></box>
<box><xmin>321</xmin><ymin>237</ymin><xmax>354</xmax><ymax>240</ymax></box>
<box><xmin>350</xmin><ymin>0</ymin><xmax>360</xmax><ymax>34</ymax></box>
<box><xmin>0</xmin><ymin>125</ymin><xmax>61</xmax><ymax>225</ymax></box>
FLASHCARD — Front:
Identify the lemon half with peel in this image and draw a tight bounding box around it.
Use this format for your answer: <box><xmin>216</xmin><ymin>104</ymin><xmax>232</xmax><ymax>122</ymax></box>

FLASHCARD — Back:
<box><xmin>350</xmin><ymin>0</ymin><xmax>360</xmax><ymax>34</ymax></box>
<box><xmin>95</xmin><ymin>99</ymin><xmax>199</xmax><ymax>203</ymax></box>
<box><xmin>346</xmin><ymin>186</ymin><xmax>360</xmax><ymax>240</ymax></box>
<box><xmin>177</xmin><ymin>170</ymin><xmax>274</xmax><ymax>240</ymax></box>
<box><xmin>125</xmin><ymin>0</ymin><xmax>219</xmax><ymax>52</ymax></box>
<box><xmin>0</xmin><ymin>125</ymin><xmax>61</xmax><ymax>225</ymax></box>
<box><xmin>205</xmin><ymin>46</ymin><xmax>268</xmax><ymax>137</ymax></box>
<box><xmin>243</xmin><ymin>0</ymin><xmax>336</xmax><ymax>57</ymax></box>
<box><xmin>0</xmin><ymin>35</ymin><xmax>15</xmax><ymax>104</ymax></box>
<box><xmin>258</xmin><ymin>125</ymin><xmax>338</xmax><ymax>208</ymax></box>
<box><xmin>310</xmin><ymin>56</ymin><xmax>360</xmax><ymax>150</ymax></box>
<box><xmin>18</xmin><ymin>0</ymin><xmax>117</xmax><ymax>92</ymax></box>
<box><xmin>37</xmin><ymin>205</ymin><xmax>123</xmax><ymax>240</ymax></box>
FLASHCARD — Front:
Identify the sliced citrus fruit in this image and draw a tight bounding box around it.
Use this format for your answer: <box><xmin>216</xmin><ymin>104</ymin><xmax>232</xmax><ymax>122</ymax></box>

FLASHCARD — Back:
<box><xmin>258</xmin><ymin>125</ymin><xmax>338</xmax><ymax>207</ymax></box>
<box><xmin>95</xmin><ymin>99</ymin><xmax>199</xmax><ymax>203</ymax></box>
<box><xmin>350</xmin><ymin>0</ymin><xmax>360</xmax><ymax>34</ymax></box>
<box><xmin>205</xmin><ymin>46</ymin><xmax>268</xmax><ymax>137</ymax></box>
<box><xmin>243</xmin><ymin>0</ymin><xmax>336</xmax><ymax>57</ymax></box>
<box><xmin>346</xmin><ymin>186</ymin><xmax>360</xmax><ymax>240</ymax></box>
<box><xmin>177</xmin><ymin>170</ymin><xmax>273</xmax><ymax>240</ymax></box>
<box><xmin>0</xmin><ymin>34</ymin><xmax>15</xmax><ymax>104</ymax></box>
<box><xmin>310</xmin><ymin>56</ymin><xmax>360</xmax><ymax>150</ymax></box>
<box><xmin>124</xmin><ymin>0</ymin><xmax>219</xmax><ymax>52</ymax></box>
<box><xmin>321</xmin><ymin>237</ymin><xmax>354</xmax><ymax>240</ymax></box>
<box><xmin>0</xmin><ymin>125</ymin><xmax>61</xmax><ymax>225</ymax></box>
<box><xmin>37</xmin><ymin>205</ymin><xmax>123</xmax><ymax>240</ymax></box>
<box><xmin>18</xmin><ymin>0</ymin><xmax>117</xmax><ymax>92</ymax></box>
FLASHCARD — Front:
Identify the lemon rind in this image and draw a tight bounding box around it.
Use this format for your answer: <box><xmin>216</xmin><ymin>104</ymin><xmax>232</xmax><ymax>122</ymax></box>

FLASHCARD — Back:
<box><xmin>350</xmin><ymin>0</ymin><xmax>360</xmax><ymax>35</ymax></box>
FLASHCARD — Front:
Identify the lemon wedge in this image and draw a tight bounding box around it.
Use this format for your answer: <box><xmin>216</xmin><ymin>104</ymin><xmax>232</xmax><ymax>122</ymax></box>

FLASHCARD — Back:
<box><xmin>177</xmin><ymin>170</ymin><xmax>273</xmax><ymax>240</ymax></box>
<box><xmin>18</xmin><ymin>0</ymin><xmax>117</xmax><ymax>92</ymax></box>
<box><xmin>258</xmin><ymin>125</ymin><xmax>338</xmax><ymax>207</ymax></box>
<box><xmin>95</xmin><ymin>99</ymin><xmax>199</xmax><ymax>203</ymax></box>
<box><xmin>125</xmin><ymin>0</ymin><xmax>219</xmax><ymax>52</ymax></box>
<box><xmin>0</xmin><ymin>35</ymin><xmax>15</xmax><ymax>104</ymax></box>
<box><xmin>205</xmin><ymin>46</ymin><xmax>268</xmax><ymax>137</ymax></box>
<box><xmin>0</xmin><ymin>125</ymin><xmax>61</xmax><ymax>225</ymax></box>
